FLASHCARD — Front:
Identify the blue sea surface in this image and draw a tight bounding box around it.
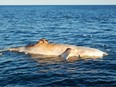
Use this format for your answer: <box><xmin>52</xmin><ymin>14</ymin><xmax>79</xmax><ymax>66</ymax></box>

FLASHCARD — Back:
<box><xmin>0</xmin><ymin>5</ymin><xmax>116</xmax><ymax>87</ymax></box>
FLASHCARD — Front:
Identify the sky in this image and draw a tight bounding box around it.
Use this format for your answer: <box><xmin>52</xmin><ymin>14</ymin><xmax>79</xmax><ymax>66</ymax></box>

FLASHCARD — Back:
<box><xmin>0</xmin><ymin>0</ymin><xmax>116</xmax><ymax>5</ymax></box>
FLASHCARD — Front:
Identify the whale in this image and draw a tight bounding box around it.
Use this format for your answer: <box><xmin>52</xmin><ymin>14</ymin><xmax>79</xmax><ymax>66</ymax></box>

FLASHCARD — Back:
<box><xmin>0</xmin><ymin>38</ymin><xmax>108</xmax><ymax>61</ymax></box>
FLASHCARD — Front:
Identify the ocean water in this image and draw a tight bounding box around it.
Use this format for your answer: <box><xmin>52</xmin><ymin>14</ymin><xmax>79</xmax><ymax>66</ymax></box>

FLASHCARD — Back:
<box><xmin>0</xmin><ymin>5</ymin><xmax>116</xmax><ymax>87</ymax></box>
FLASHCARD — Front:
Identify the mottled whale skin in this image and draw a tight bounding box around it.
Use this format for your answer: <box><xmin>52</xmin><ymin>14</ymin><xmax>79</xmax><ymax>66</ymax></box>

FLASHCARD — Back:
<box><xmin>5</xmin><ymin>38</ymin><xmax>108</xmax><ymax>60</ymax></box>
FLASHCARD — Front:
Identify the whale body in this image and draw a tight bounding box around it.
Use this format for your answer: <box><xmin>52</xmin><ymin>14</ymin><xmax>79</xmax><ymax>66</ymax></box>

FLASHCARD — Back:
<box><xmin>4</xmin><ymin>38</ymin><xmax>108</xmax><ymax>60</ymax></box>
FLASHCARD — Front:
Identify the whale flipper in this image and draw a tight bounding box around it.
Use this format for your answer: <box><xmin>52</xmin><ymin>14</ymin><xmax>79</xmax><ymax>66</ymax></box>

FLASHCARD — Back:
<box><xmin>60</xmin><ymin>48</ymin><xmax>80</xmax><ymax>61</ymax></box>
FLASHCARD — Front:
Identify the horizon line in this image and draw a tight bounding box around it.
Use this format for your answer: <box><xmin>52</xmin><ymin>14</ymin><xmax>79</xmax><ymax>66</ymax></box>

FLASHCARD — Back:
<box><xmin>0</xmin><ymin>4</ymin><xmax>115</xmax><ymax>6</ymax></box>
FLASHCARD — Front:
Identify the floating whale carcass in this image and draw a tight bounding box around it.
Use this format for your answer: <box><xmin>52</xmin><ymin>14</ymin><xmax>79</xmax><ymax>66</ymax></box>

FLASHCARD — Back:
<box><xmin>0</xmin><ymin>38</ymin><xmax>108</xmax><ymax>61</ymax></box>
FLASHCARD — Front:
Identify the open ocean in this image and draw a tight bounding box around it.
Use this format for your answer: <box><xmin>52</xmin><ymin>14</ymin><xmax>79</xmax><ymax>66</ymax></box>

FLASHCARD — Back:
<box><xmin>0</xmin><ymin>5</ymin><xmax>116</xmax><ymax>87</ymax></box>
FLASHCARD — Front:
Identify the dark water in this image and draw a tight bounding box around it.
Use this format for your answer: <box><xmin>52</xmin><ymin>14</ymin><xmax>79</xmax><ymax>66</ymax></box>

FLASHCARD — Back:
<box><xmin>0</xmin><ymin>5</ymin><xmax>116</xmax><ymax>87</ymax></box>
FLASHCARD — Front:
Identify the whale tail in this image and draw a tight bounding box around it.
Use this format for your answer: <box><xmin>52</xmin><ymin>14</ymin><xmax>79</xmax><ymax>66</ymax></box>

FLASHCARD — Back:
<box><xmin>0</xmin><ymin>48</ymin><xmax>20</xmax><ymax>52</ymax></box>
<box><xmin>0</xmin><ymin>48</ymin><xmax>10</xmax><ymax>52</ymax></box>
<box><xmin>0</xmin><ymin>47</ymin><xmax>22</xmax><ymax>56</ymax></box>
<box><xmin>0</xmin><ymin>47</ymin><xmax>26</xmax><ymax>53</ymax></box>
